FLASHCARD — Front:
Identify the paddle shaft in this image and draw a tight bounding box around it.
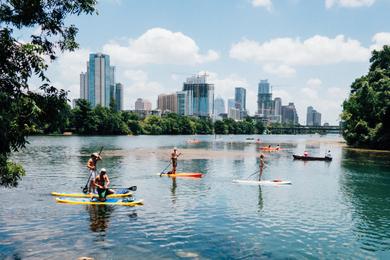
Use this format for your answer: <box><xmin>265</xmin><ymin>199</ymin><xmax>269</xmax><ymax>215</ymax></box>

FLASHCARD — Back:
<box><xmin>160</xmin><ymin>153</ymin><xmax>182</xmax><ymax>174</ymax></box>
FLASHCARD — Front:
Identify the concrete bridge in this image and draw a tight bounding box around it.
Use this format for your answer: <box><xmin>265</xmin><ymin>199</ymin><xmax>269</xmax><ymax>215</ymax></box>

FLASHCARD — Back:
<box><xmin>267</xmin><ymin>126</ymin><xmax>341</xmax><ymax>135</ymax></box>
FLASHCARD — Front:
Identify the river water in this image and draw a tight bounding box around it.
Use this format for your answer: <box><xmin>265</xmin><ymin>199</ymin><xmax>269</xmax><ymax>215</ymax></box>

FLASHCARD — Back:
<box><xmin>0</xmin><ymin>135</ymin><xmax>389</xmax><ymax>259</ymax></box>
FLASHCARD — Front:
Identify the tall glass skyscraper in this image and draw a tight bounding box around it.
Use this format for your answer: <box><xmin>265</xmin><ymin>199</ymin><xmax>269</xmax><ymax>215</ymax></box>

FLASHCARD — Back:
<box><xmin>176</xmin><ymin>91</ymin><xmax>188</xmax><ymax>116</ymax></box>
<box><xmin>115</xmin><ymin>83</ymin><xmax>123</xmax><ymax>111</ymax></box>
<box><xmin>183</xmin><ymin>75</ymin><xmax>214</xmax><ymax>117</ymax></box>
<box><xmin>257</xmin><ymin>79</ymin><xmax>273</xmax><ymax>116</ymax></box>
<box><xmin>87</xmin><ymin>53</ymin><xmax>111</xmax><ymax>107</ymax></box>
<box><xmin>234</xmin><ymin>87</ymin><xmax>246</xmax><ymax>111</ymax></box>
<box><xmin>214</xmin><ymin>96</ymin><xmax>225</xmax><ymax>116</ymax></box>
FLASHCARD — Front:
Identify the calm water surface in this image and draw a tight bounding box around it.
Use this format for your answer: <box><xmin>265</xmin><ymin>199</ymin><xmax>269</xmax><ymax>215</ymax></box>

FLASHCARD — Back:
<box><xmin>1</xmin><ymin>135</ymin><xmax>390</xmax><ymax>259</ymax></box>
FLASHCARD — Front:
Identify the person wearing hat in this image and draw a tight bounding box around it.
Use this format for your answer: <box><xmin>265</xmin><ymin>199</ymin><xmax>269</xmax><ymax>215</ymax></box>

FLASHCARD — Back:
<box><xmin>169</xmin><ymin>147</ymin><xmax>181</xmax><ymax>175</ymax></box>
<box><xmin>87</xmin><ymin>152</ymin><xmax>102</xmax><ymax>193</ymax></box>
<box><xmin>92</xmin><ymin>168</ymin><xmax>114</xmax><ymax>201</ymax></box>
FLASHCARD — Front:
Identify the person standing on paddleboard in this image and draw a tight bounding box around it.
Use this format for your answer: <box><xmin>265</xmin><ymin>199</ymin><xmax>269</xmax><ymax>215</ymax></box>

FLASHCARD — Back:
<box><xmin>87</xmin><ymin>152</ymin><xmax>102</xmax><ymax>194</ymax></box>
<box><xmin>92</xmin><ymin>168</ymin><xmax>114</xmax><ymax>201</ymax></box>
<box><xmin>259</xmin><ymin>153</ymin><xmax>265</xmax><ymax>180</ymax></box>
<box><xmin>170</xmin><ymin>147</ymin><xmax>181</xmax><ymax>175</ymax></box>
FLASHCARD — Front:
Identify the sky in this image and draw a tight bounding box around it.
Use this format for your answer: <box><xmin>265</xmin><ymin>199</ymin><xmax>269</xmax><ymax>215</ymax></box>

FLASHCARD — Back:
<box><xmin>26</xmin><ymin>0</ymin><xmax>390</xmax><ymax>125</ymax></box>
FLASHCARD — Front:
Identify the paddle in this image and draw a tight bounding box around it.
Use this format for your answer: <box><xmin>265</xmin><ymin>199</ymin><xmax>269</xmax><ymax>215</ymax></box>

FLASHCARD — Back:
<box><xmin>111</xmin><ymin>186</ymin><xmax>137</xmax><ymax>191</ymax></box>
<box><xmin>245</xmin><ymin>170</ymin><xmax>260</xmax><ymax>179</ymax></box>
<box><xmin>82</xmin><ymin>146</ymin><xmax>104</xmax><ymax>193</ymax></box>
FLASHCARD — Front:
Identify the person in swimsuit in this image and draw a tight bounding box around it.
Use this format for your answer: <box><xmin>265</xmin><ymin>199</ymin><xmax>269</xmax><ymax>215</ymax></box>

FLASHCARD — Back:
<box><xmin>87</xmin><ymin>152</ymin><xmax>102</xmax><ymax>194</ymax></box>
<box><xmin>259</xmin><ymin>153</ymin><xmax>265</xmax><ymax>180</ymax></box>
<box><xmin>169</xmin><ymin>147</ymin><xmax>181</xmax><ymax>175</ymax></box>
<box><xmin>92</xmin><ymin>168</ymin><xmax>114</xmax><ymax>201</ymax></box>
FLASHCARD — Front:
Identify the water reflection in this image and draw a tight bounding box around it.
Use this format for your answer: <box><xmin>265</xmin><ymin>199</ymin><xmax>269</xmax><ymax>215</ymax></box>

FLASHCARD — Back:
<box><xmin>171</xmin><ymin>178</ymin><xmax>177</xmax><ymax>204</ymax></box>
<box><xmin>258</xmin><ymin>186</ymin><xmax>263</xmax><ymax>212</ymax></box>
<box><xmin>340</xmin><ymin>149</ymin><xmax>390</xmax><ymax>252</ymax></box>
<box><xmin>86</xmin><ymin>205</ymin><xmax>114</xmax><ymax>235</ymax></box>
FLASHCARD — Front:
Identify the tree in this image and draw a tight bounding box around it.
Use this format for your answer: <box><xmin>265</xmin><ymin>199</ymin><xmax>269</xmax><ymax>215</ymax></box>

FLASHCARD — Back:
<box><xmin>214</xmin><ymin>120</ymin><xmax>227</xmax><ymax>134</ymax></box>
<box><xmin>0</xmin><ymin>0</ymin><xmax>97</xmax><ymax>186</ymax></box>
<box><xmin>341</xmin><ymin>45</ymin><xmax>390</xmax><ymax>149</ymax></box>
<box><xmin>72</xmin><ymin>99</ymin><xmax>98</xmax><ymax>134</ymax></box>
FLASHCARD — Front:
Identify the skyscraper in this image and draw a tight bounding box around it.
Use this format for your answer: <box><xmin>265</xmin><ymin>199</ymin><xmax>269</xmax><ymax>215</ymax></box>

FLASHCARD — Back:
<box><xmin>158</xmin><ymin>93</ymin><xmax>177</xmax><ymax>113</ymax></box>
<box><xmin>135</xmin><ymin>98</ymin><xmax>152</xmax><ymax>111</ymax></box>
<box><xmin>182</xmin><ymin>74</ymin><xmax>214</xmax><ymax>117</ymax></box>
<box><xmin>227</xmin><ymin>98</ymin><xmax>236</xmax><ymax>110</ymax></box>
<box><xmin>273</xmin><ymin>97</ymin><xmax>282</xmax><ymax>123</ymax></box>
<box><xmin>214</xmin><ymin>96</ymin><xmax>225</xmax><ymax>116</ymax></box>
<box><xmin>281</xmin><ymin>102</ymin><xmax>299</xmax><ymax>125</ymax></box>
<box><xmin>306</xmin><ymin>106</ymin><xmax>321</xmax><ymax>126</ymax></box>
<box><xmin>115</xmin><ymin>83</ymin><xmax>123</xmax><ymax>111</ymax></box>
<box><xmin>87</xmin><ymin>53</ymin><xmax>111</xmax><ymax>107</ymax></box>
<box><xmin>176</xmin><ymin>91</ymin><xmax>188</xmax><ymax>116</ymax></box>
<box><xmin>235</xmin><ymin>87</ymin><xmax>246</xmax><ymax>111</ymax></box>
<box><xmin>80</xmin><ymin>72</ymin><xmax>88</xmax><ymax>100</ymax></box>
<box><xmin>257</xmin><ymin>80</ymin><xmax>273</xmax><ymax>117</ymax></box>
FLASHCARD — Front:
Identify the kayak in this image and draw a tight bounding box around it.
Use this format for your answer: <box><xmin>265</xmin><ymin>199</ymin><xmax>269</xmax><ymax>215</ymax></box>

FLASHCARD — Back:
<box><xmin>56</xmin><ymin>197</ymin><xmax>144</xmax><ymax>206</ymax></box>
<box><xmin>158</xmin><ymin>172</ymin><xmax>203</xmax><ymax>178</ymax></box>
<box><xmin>51</xmin><ymin>188</ymin><xmax>132</xmax><ymax>198</ymax></box>
<box><xmin>293</xmin><ymin>155</ymin><xmax>332</xmax><ymax>161</ymax></box>
<box><xmin>233</xmin><ymin>179</ymin><xmax>292</xmax><ymax>185</ymax></box>
<box><xmin>258</xmin><ymin>147</ymin><xmax>281</xmax><ymax>151</ymax></box>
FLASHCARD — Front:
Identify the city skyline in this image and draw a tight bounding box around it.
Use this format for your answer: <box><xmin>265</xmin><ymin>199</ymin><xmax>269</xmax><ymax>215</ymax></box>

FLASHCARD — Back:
<box><xmin>27</xmin><ymin>0</ymin><xmax>390</xmax><ymax>125</ymax></box>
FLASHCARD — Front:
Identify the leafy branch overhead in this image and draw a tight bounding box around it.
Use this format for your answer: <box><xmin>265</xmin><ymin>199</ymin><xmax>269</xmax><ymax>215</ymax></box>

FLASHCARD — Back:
<box><xmin>0</xmin><ymin>0</ymin><xmax>97</xmax><ymax>187</ymax></box>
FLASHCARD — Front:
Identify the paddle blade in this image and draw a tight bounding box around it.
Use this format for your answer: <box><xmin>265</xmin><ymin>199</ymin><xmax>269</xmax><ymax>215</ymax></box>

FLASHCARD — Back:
<box><xmin>128</xmin><ymin>186</ymin><xmax>137</xmax><ymax>191</ymax></box>
<box><xmin>82</xmin><ymin>186</ymin><xmax>88</xmax><ymax>194</ymax></box>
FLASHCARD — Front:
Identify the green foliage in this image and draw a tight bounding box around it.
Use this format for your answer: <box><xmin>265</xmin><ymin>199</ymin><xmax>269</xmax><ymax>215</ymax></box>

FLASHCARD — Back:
<box><xmin>342</xmin><ymin>46</ymin><xmax>390</xmax><ymax>149</ymax></box>
<box><xmin>0</xmin><ymin>0</ymin><xmax>96</xmax><ymax>186</ymax></box>
<box><xmin>71</xmin><ymin>99</ymin><xmax>98</xmax><ymax>134</ymax></box>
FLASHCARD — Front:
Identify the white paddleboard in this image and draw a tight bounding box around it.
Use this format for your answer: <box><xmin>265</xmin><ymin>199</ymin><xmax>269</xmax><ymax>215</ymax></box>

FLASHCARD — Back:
<box><xmin>233</xmin><ymin>179</ymin><xmax>292</xmax><ymax>186</ymax></box>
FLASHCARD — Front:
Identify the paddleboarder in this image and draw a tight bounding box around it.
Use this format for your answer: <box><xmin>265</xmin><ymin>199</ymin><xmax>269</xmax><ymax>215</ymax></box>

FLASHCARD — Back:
<box><xmin>259</xmin><ymin>153</ymin><xmax>265</xmax><ymax>180</ymax></box>
<box><xmin>169</xmin><ymin>147</ymin><xmax>181</xmax><ymax>175</ymax></box>
<box><xmin>92</xmin><ymin>168</ymin><xmax>114</xmax><ymax>201</ymax></box>
<box><xmin>87</xmin><ymin>152</ymin><xmax>102</xmax><ymax>194</ymax></box>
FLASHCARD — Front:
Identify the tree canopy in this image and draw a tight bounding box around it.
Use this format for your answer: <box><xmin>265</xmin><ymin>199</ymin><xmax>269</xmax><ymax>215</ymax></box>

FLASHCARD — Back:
<box><xmin>341</xmin><ymin>45</ymin><xmax>390</xmax><ymax>150</ymax></box>
<box><xmin>0</xmin><ymin>0</ymin><xmax>97</xmax><ymax>187</ymax></box>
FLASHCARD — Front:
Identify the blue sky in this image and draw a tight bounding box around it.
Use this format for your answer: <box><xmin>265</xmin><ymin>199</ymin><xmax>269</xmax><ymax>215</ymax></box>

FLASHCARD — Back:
<box><xmin>40</xmin><ymin>0</ymin><xmax>390</xmax><ymax>124</ymax></box>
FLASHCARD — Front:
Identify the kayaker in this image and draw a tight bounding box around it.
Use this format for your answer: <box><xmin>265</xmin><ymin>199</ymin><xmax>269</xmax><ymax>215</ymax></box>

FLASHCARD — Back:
<box><xmin>92</xmin><ymin>168</ymin><xmax>114</xmax><ymax>201</ymax></box>
<box><xmin>87</xmin><ymin>152</ymin><xmax>102</xmax><ymax>193</ymax></box>
<box><xmin>169</xmin><ymin>147</ymin><xmax>181</xmax><ymax>175</ymax></box>
<box><xmin>304</xmin><ymin>151</ymin><xmax>309</xmax><ymax>157</ymax></box>
<box><xmin>276</xmin><ymin>144</ymin><xmax>280</xmax><ymax>150</ymax></box>
<box><xmin>259</xmin><ymin>153</ymin><xmax>265</xmax><ymax>180</ymax></box>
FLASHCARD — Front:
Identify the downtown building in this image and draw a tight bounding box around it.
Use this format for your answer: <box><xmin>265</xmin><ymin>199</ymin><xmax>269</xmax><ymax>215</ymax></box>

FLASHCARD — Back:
<box><xmin>135</xmin><ymin>98</ymin><xmax>152</xmax><ymax>111</ymax></box>
<box><xmin>157</xmin><ymin>93</ymin><xmax>177</xmax><ymax>113</ymax></box>
<box><xmin>235</xmin><ymin>87</ymin><xmax>247</xmax><ymax>119</ymax></box>
<box><xmin>306</xmin><ymin>106</ymin><xmax>322</xmax><ymax>126</ymax></box>
<box><xmin>256</xmin><ymin>80</ymin><xmax>282</xmax><ymax>123</ymax></box>
<box><xmin>214</xmin><ymin>96</ymin><xmax>226</xmax><ymax>116</ymax></box>
<box><xmin>282</xmin><ymin>102</ymin><xmax>299</xmax><ymax>125</ymax></box>
<box><xmin>182</xmin><ymin>74</ymin><xmax>214</xmax><ymax>117</ymax></box>
<box><xmin>79</xmin><ymin>53</ymin><xmax>123</xmax><ymax>110</ymax></box>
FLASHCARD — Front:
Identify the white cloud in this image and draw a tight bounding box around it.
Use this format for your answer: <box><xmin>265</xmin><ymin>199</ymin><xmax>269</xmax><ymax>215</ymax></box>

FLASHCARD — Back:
<box><xmin>251</xmin><ymin>0</ymin><xmax>272</xmax><ymax>11</ymax></box>
<box><xmin>370</xmin><ymin>32</ymin><xmax>390</xmax><ymax>51</ymax></box>
<box><xmin>263</xmin><ymin>64</ymin><xmax>296</xmax><ymax>77</ymax></box>
<box><xmin>103</xmin><ymin>28</ymin><xmax>219</xmax><ymax>66</ymax></box>
<box><xmin>306</xmin><ymin>78</ymin><xmax>322</xmax><ymax>88</ymax></box>
<box><xmin>230</xmin><ymin>35</ymin><xmax>369</xmax><ymax>66</ymax></box>
<box><xmin>325</xmin><ymin>0</ymin><xmax>375</xmax><ymax>8</ymax></box>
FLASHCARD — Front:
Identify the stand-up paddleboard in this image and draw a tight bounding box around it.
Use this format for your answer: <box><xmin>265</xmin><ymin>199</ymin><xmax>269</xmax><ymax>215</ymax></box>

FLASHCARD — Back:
<box><xmin>51</xmin><ymin>188</ymin><xmax>132</xmax><ymax>198</ymax></box>
<box><xmin>56</xmin><ymin>197</ymin><xmax>143</xmax><ymax>206</ymax></box>
<box><xmin>158</xmin><ymin>172</ymin><xmax>203</xmax><ymax>178</ymax></box>
<box><xmin>233</xmin><ymin>179</ymin><xmax>292</xmax><ymax>186</ymax></box>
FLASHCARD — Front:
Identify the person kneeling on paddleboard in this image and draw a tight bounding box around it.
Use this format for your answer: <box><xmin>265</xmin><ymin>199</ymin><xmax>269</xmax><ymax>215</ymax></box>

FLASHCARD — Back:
<box><xmin>87</xmin><ymin>152</ymin><xmax>102</xmax><ymax>194</ymax></box>
<box><xmin>92</xmin><ymin>168</ymin><xmax>114</xmax><ymax>202</ymax></box>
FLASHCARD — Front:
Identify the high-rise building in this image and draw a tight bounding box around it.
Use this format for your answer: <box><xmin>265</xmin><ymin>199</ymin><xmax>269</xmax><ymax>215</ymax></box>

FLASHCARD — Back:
<box><xmin>257</xmin><ymin>80</ymin><xmax>273</xmax><ymax>117</ymax></box>
<box><xmin>281</xmin><ymin>102</ymin><xmax>299</xmax><ymax>125</ymax></box>
<box><xmin>272</xmin><ymin>97</ymin><xmax>282</xmax><ymax>123</ymax></box>
<box><xmin>80</xmin><ymin>72</ymin><xmax>88</xmax><ymax>100</ymax></box>
<box><xmin>158</xmin><ymin>93</ymin><xmax>177</xmax><ymax>113</ymax></box>
<box><xmin>214</xmin><ymin>96</ymin><xmax>225</xmax><ymax>116</ymax></box>
<box><xmin>227</xmin><ymin>98</ymin><xmax>236</xmax><ymax>110</ymax></box>
<box><xmin>235</xmin><ymin>87</ymin><xmax>246</xmax><ymax>111</ymax></box>
<box><xmin>176</xmin><ymin>91</ymin><xmax>188</xmax><ymax>116</ymax></box>
<box><xmin>306</xmin><ymin>106</ymin><xmax>322</xmax><ymax>126</ymax></box>
<box><xmin>228</xmin><ymin>107</ymin><xmax>241</xmax><ymax>121</ymax></box>
<box><xmin>80</xmin><ymin>53</ymin><xmax>123</xmax><ymax>109</ymax></box>
<box><xmin>115</xmin><ymin>83</ymin><xmax>123</xmax><ymax>111</ymax></box>
<box><xmin>182</xmin><ymin>74</ymin><xmax>214</xmax><ymax>117</ymax></box>
<box><xmin>143</xmin><ymin>99</ymin><xmax>152</xmax><ymax>111</ymax></box>
<box><xmin>135</xmin><ymin>98</ymin><xmax>152</xmax><ymax>111</ymax></box>
<box><xmin>87</xmin><ymin>53</ymin><xmax>111</xmax><ymax>107</ymax></box>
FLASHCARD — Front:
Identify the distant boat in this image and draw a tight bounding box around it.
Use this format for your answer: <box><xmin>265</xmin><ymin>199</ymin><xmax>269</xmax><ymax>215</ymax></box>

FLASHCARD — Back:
<box><xmin>293</xmin><ymin>155</ymin><xmax>332</xmax><ymax>161</ymax></box>
<box><xmin>187</xmin><ymin>139</ymin><xmax>200</xmax><ymax>144</ymax></box>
